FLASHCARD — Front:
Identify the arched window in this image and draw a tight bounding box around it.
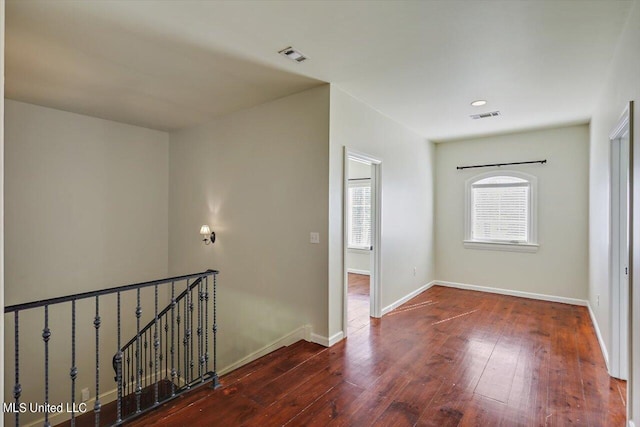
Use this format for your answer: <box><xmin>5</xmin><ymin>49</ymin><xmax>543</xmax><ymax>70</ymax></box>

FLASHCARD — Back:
<box><xmin>464</xmin><ymin>171</ymin><xmax>538</xmax><ymax>252</ymax></box>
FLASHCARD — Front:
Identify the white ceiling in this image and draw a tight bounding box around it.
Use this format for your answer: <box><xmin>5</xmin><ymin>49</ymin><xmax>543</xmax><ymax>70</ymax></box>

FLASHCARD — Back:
<box><xmin>5</xmin><ymin>0</ymin><xmax>633</xmax><ymax>141</ymax></box>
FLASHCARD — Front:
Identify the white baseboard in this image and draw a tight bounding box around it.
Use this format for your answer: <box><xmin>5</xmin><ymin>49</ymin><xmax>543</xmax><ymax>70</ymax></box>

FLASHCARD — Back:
<box><xmin>381</xmin><ymin>281</ymin><xmax>436</xmax><ymax>315</ymax></box>
<box><xmin>219</xmin><ymin>324</ymin><xmax>311</xmax><ymax>376</ymax></box>
<box><xmin>310</xmin><ymin>331</ymin><xmax>344</xmax><ymax>347</ymax></box>
<box><xmin>435</xmin><ymin>280</ymin><xmax>589</xmax><ymax>307</ymax></box>
<box><xmin>587</xmin><ymin>303</ymin><xmax>610</xmax><ymax>374</ymax></box>
<box><xmin>347</xmin><ymin>268</ymin><xmax>370</xmax><ymax>276</ymax></box>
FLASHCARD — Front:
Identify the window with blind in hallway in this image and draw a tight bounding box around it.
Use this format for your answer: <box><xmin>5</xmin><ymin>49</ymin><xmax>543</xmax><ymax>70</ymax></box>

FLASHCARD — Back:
<box><xmin>465</xmin><ymin>171</ymin><xmax>538</xmax><ymax>252</ymax></box>
<box><xmin>348</xmin><ymin>181</ymin><xmax>371</xmax><ymax>250</ymax></box>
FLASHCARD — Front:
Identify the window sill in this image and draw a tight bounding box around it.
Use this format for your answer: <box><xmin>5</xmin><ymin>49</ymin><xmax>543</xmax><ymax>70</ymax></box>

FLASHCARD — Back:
<box><xmin>463</xmin><ymin>240</ymin><xmax>539</xmax><ymax>253</ymax></box>
<box><xmin>348</xmin><ymin>247</ymin><xmax>371</xmax><ymax>253</ymax></box>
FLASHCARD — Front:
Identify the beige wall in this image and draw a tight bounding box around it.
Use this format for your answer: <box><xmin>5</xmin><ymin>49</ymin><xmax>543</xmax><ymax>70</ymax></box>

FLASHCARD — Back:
<box><xmin>329</xmin><ymin>85</ymin><xmax>436</xmax><ymax>337</ymax></box>
<box><xmin>435</xmin><ymin>125</ymin><xmax>589</xmax><ymax>300</ymax></box>
<box><xmin>590</xmin><ymin>0</ymin><xmax>640</xmax><ymax>422</ymax></box>
<box><xmin>3</xmin><ymin>100</ymin><xmax>169</xmax><ymax>424</ymax></box>
<box><xmin>5</xmin><ymin>101</ymin><xmax>170</xmax><ymax>303</ymax></box>
<box><xmin>168</xmin><ymin>85</ymin><xmax>330</xmax><ymax>368</ymax></box>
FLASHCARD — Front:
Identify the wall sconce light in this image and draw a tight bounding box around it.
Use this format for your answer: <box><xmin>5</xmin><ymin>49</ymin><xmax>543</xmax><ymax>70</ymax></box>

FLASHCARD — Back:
<box><xmin>200</xmin><ymin>225</ymin><xmax>216</xmax><ymax>245</ymax></box>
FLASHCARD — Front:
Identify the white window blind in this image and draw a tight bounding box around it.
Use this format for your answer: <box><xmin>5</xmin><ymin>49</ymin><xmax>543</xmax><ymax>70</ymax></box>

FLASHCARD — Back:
<box><xmin>348</xmin><ymin>182</ymin><xmax>371</xmax><ymax>249</ymax></box>
<box><xmin>471</xmin><ymin>176</ymin><xmax>529</xmax><ymax>242</ymax></box>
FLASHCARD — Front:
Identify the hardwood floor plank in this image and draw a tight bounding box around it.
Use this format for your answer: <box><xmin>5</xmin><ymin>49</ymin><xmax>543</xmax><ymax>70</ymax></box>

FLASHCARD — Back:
<box><xmin>474</xmin><ymin>338</ymin><xmax>520</xmax><ymax>402</ymax></box>
<box><xmin>243</xmin><ymin>349</ymin><xmax>337</xmax><ymax>406</ymax></box>
<box><xmin>241</xmin><ymin>366</ymin><xmax>343</xmax><ymax>426</ymax></box>
<box><xmin>459</xmin><ymin>395</ymin><xmax>508</xmax><ymax>427</ymax></box>
<box><xmin>546</xmin><ymin>304</ymin><xmax>589</xmax><ymax>426</ymax></box>
<box><xmin>287</xmin><ymin>380</ymin><xmax>365</xmax><ymax>427</ymax></box>
<box><xmin>372</xmin><ymin>375</ymin><xmax>444</xmax><ymax>427</ymax></box>
<box><xmin>222</xmin><ymin>341</ymin><xmax>324</xmax><ymax>396</ymax></box>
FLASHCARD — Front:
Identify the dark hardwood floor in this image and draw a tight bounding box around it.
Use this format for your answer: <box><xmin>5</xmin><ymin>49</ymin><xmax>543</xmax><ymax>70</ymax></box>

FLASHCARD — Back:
<box><xmin>127</xmin><ymin>285</ymin><xmax>626</xmax><ymax>426</ymax></box>
<box><xmin>348</xmin><ymin>273</ymin><xmax>370</xmax><ymax>334</ymax></box>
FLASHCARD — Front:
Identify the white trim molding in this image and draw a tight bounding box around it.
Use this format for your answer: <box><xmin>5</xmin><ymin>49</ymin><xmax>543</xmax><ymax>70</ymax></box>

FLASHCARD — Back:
<box><xmin>382</xmin><ymin>281</ymin><xmax>437</xmax><ymax>315</ymax></box>
<box><xmin>463</xmin><ymin>240</ymin><xmax>539</xmax><ymax>253</ymax></box>
<box><xmin>310</xmin><ymin>331</ymin><xmax>344</xmax><ymax>347</ymax></box>
<box><xmin>587</xmin><ymin>303</ymin><xmax>610</xmax><ymax>374</ymax></box>
<box><xmin>347</xmin><ymin>268</ymin><xmax>370</xmax><ymax>276</ymax></box>
<box><xmin>435</xmin><ymin>280</ymin><xmax>588</xmax><ymax>306</ymax></box>
<box><xmin>219</xmin><ymin>324</ymin><xmax>311</xmax><ymax>376</ymax></box>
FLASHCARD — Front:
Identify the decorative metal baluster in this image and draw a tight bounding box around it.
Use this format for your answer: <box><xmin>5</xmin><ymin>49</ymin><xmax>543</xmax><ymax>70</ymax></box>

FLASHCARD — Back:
<box><xmin>116</xmin><ymin>292</ymin><xmax>123</xmax><ymax>423</ymax></box>
<box><xmin>190</xmin><ymin>282</ymin><xmax>195</xmax><ymax>382</ymax></box>
<box><xmin>198</xmin><ymin>279</ymin><xmax>204</xmax><ymax>383</ymax></box>
<box><xmin>183</xmin><ymin>280</ymin><xmax>190</xmax><ymax>387</ymax></box>
<box><xmin>148</xmin><ymin>337</ymin><xmax>151</xmax><ymax>381</ymax></box>
<box><xmin>148</xmin><ymin>330</ymin><xmax>152</xmax><ymax>385</ymax></box>
<box><xmin>70</xmin><ymin>301</ymin><xmax>77</xmax><ymax>427</ymax></box>
<box><xmin>14</xmin><ymin>312</ymin><xmax>21</xmax><ymax>427</ymax></box>
<box><xmin>170</xmin><ymin>282</ymin><xmax>176</xmax><ymax>395</ymax></box>
<box><xmin>159</xmin><ymin>316</ymin><xmax>163</xmax><ymax>376</ymax></box>
<box><xmin>158</xmin><ymin>316</ymin><xmax>163</xmax><ymax>384</ymax></box>
<box><xmin>159</xmin><ymin>316</ymin><xmax>164</xmax><ymax>380</ymax></box>
<box><xmin>94</xmin><ymin>296</ymin><xmax>102</xmax><ymax>425</ymax></box>
<box><xmin>127</xmin><ymin>346</ymin><xmax>131</xmax><ymax>398</ymax></box>
<box><xmin>205</xmin><ymin>275</ymin><xmax>210</xmax><ymax>374</ymax></box>
<box><xmin>129</xmin><ymin>346</ymin><xmax>133</xmax><ymax>398</ymax></box>
<box><xmin>43</xmin><ymin>305</ymin><xmax>51</xmax><ymax>427</ymax></box>
<box><xmin>144</xmin><ymin>331</ymin><xmax>148</xmax><ymax>389</ymax></box>
<box><xmin>176</xmin><ymin>289</ymin><xmax>181</xmax><ymax>389</ymax></box>
<box><xmin>164</xmin><ymin>318</ymin><xmax>169</xmax><ymax>382</ymax></box>
<box><xmin>135</xmin><ymin>288</ymin><xmax>142</xmax><ymax>413</ymax></box>
<box><xmin>154</xmin><ymin>284</ymin><xmax>160</xmax><ymax>405</ymax></box>
<box><xmin>212</xmin><ymin>272</ymin><xmax>219</xmax><ymax>387</ymax></box>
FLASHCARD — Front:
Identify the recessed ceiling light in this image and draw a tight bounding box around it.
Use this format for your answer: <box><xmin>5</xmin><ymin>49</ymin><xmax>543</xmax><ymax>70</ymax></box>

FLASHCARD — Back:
<box><xmin>471</xmin><ymin>100</ymin><xmax>487</xmax><ymax>107</ymax></box>
<box><xmin>278</xmin><ymin>46</ymin><xmax>307</xmax><ymax>63</ymax></box>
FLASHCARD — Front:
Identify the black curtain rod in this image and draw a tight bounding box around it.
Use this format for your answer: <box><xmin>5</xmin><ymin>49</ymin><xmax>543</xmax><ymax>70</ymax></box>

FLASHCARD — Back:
<box><xmin>456</xmin><ymin>159</ymin><xmax>547</xmax><ymax>170</ymax></box>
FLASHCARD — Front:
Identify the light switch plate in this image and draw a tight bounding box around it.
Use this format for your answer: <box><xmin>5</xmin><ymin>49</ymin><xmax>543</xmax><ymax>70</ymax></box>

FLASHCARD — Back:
<box><xmin>310</xmin><ymin>232</ymin><xmax>320</xmax><ymax>244</ymax></box>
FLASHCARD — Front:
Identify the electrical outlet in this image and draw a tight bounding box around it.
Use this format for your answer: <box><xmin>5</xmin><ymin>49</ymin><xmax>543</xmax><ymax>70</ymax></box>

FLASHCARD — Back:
<box><xmin>310</xmin><ymin>232</ymin><xmax>320</xmax><ymax>244</ymax></box>
<box><xmin>413</xmin><ymin>267</ymin><xmax>416</xmax><ymax>276</ymax></box>
<box><xmin>81</xmin><ymin>388</ymin><xmax>90</xmax><ymax>402</ymax></box>
<box><xmin>596</xmin><ymin>295</ymin><xmax>600</xmax><ymax>307</ymax></box>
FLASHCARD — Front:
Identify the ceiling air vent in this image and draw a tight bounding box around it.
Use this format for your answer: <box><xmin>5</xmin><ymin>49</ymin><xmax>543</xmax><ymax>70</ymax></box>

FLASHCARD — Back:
<box><xmin>470</xmin><ymin>111</ymin><xmax>501</xmax><ymax>120</ymax></box>
<box><xmin>278</xmin><ymin>46</ymin><xmax>307</xmax><ymax>63</ymax></box>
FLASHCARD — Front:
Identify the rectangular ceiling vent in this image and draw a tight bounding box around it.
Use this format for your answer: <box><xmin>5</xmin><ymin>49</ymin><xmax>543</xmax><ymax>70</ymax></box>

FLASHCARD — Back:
<box><xmin>470</xmin><ymin>111</ymin><xmax>501</xmax><ymax>120</ymax></box>
<box><xmin>278</xmin><ymin>46</ymin><xmax>307</xmax><ymax>63</ymax></box>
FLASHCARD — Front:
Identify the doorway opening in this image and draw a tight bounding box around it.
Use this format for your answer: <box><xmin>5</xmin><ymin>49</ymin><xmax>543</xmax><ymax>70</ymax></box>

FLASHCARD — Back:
<box><xmin>610</xmin><ymin>102</ymin><xmax>632</xmax><ymax>380</ymax></box>
<box><xmin>343</xmin><ymin>149</ymin><xmax>382</xmax><ymax>337</ymax></box>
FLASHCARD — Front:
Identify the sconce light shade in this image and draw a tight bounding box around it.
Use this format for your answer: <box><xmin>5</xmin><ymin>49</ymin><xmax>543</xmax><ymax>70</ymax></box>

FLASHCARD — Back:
<box><xmin>200</xmin><ymin>224</ymin><xmax>215</xmax><ymax>245</ymax></box>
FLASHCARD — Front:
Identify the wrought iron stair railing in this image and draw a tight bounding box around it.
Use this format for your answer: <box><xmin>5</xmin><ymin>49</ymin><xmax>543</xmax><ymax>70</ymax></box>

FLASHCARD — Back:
<box><xmin>4</xmin><ymin>269</ymin><xmax>219</xmax><ymax>427</ymax></box>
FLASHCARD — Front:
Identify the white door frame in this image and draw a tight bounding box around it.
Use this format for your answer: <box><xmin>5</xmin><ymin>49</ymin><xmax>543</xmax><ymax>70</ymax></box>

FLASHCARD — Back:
<box><xmin>610</xmin><ymin>103</ymin><xmax>632</xmax><ymax>380</ymax></box>
<box><xmin>343</xmin><ymin>148</ymin><xmax>382</xmax><ymax>337</ymax></box>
